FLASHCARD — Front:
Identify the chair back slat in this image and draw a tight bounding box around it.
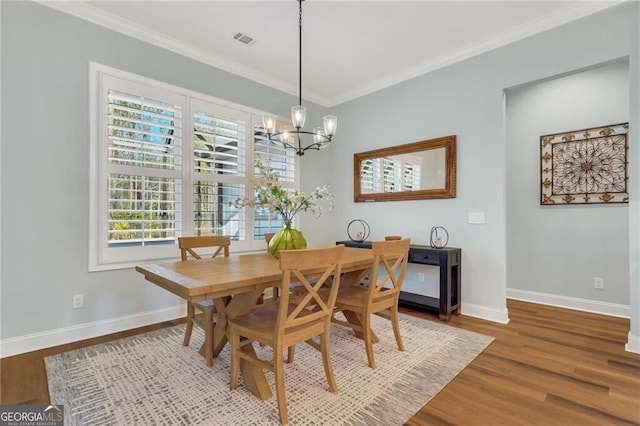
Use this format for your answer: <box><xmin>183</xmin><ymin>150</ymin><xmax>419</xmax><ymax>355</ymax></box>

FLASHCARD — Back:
<box><xmin>178</xmin><ymin>236</ymin><xmax>231</xmax><ymax>261</ymax></box>
<box><xmin>277</xmin><ymin>245</ymin><xmax>345</xmax><ymax>334</ymax></box>
<box><xmin>368</xmin><ymin>239</ymin><xmax>410</xmax><ymax>303</ymax></box>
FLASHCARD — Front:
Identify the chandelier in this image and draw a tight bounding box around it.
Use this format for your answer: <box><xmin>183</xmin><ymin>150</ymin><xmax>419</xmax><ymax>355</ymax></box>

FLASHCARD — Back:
<box><xmin>262</xmin><ymin>0</ymin><xmax>337</xmax><ymax>156</ymax></box>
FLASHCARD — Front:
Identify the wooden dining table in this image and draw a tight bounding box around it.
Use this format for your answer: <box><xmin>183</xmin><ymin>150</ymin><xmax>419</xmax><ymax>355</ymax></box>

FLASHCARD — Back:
<box><xmin>135</xmin><ymin>246</ymin><xmax>374</xmax><ymax>400</ymax></box>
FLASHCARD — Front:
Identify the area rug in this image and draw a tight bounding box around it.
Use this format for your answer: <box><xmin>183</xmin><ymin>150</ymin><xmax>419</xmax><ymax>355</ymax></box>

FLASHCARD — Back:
<box><xmin>46</xmin><ymin>313</ymin><xmax>493</xmax><ymax>425</ymax></box>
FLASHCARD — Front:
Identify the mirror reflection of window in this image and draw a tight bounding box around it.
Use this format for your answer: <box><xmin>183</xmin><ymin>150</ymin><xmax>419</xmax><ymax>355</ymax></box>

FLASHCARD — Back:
<box><xmin>354</xmin><ymin>135</ymin><xmax>456</xmax><ymax>202</ymax></box>
<box><xmin>361</xmin><ymin>159</ymin><xmax>375</xmax><ymax>192</ymax></box>
<box><xmin>359</xmin><ymin>148</ymin><xmax>445</xmax><ymax>193</ymax></box>
<box><xmin>383</xmin><ymin>158</ymin><xmax>396</xmax><ymax>192</ymax></box>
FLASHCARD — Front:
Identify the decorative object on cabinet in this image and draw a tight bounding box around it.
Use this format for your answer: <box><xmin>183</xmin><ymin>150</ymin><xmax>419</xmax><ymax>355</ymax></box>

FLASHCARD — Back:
<box><xmin>354</xmin><ymin>135</ymin><xmax>456</xmax><ymax>202</ymax></box>
<box><xmin>540</xmin><ymin>123</ymin><xmax>628</xmax><ymax>205</ymax></box>
<box><xmin>429</xmin><ymin>226</ymin><xmax>449</xmax><ymax>249</ymax></box>
<box><xmin>336</xmin><ymin>240</ymin><xmax>461</xmax><ymax>321</ymax></box>
<box><xmin>347</xmin><ymin>219</ymin><xmax>370</xmax><ymax>242</ymax></box>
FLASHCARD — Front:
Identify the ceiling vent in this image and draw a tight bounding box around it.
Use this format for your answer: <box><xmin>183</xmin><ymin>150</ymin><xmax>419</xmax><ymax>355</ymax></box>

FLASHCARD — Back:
<box><xmin>233</xmin><ymin>33</ymin><xmax>253</xmax><ymax>45</ymax></box>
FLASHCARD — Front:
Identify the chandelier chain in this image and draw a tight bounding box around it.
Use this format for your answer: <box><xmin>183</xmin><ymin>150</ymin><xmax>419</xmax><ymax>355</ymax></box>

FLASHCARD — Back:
<box><xmin>298</xmin><ymin>0</ymin><xmax>303</xmax><ymax>108</ymax></box>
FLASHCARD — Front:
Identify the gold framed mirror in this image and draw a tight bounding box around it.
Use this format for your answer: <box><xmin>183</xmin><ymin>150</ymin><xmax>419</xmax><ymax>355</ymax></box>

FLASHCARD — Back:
<box><xmin>354</xmin><ymin>135</ymin><xmax>456</xmax><ymax>202</ymax></box>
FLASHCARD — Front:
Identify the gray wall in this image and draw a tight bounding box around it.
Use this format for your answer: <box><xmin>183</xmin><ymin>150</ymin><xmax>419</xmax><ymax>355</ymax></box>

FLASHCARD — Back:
<box><xmin>506</xmin><ymin>60</ymin><xmax>629</xmax><ymax>304</ymax></box>
<box><xmin>1</xmin><ymin>1</ymin><xmax>639</xmax><ymax>351</ymax></box>
<box><xmin>0</xmin><ymin>1</ymin><xmax>329</xmax><ymax>341</ymax></box>
<box><xmin>320</xmin><ymin>3</ymin><xmax>638</xmax><ymax>323</ymax></box>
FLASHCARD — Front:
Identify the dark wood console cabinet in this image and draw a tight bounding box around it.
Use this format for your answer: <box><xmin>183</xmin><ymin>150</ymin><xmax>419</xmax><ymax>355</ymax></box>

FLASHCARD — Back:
<box><xmin>336</xmin><ymin>241</ymin><xmax>461</xmax><ymax>321</ymax></box>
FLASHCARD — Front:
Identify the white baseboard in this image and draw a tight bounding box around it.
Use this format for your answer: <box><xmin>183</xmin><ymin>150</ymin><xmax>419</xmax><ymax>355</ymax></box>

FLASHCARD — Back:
<box><xmin>507</xmin><ymin>288</ymin><xmax>630</xmax><ymax>318</ymax></box>
<box><xmin>0</xmin><ymin>304</ymin><xmax>186</xmax><ymax>358</ymax></box>
<box><xmin>507</xmin><ymin>289</ymin><xmax>640</xmax><ymax>354</ymax></box>
<box><xmin>461</xmin><ymin>303</ymin><xmax>510</xmax><ymax>324</ymax></box>
<box><xmin>625</xmin><ymin>332</ymin><xmax>640</xmax><ymax>354</ymax></box>
<box><xmin>2</xmin><ymin>294</ymin><xmax>634</xmax><ymax>356</ymax></box>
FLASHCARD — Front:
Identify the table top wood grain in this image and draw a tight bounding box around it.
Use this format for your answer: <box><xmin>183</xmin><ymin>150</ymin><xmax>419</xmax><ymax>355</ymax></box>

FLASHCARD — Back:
<box><xmin>135</xmin><ymin>246</ymin><xmax>373</xmax><ymax>300</ymax></box>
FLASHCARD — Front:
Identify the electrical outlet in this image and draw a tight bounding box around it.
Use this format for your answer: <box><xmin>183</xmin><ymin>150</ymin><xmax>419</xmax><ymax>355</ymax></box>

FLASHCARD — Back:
<box><xmin>594</xmin><ymin>277</ymin><xmax>604</xmax><ymax>290</ymax></box>
<box><xmin>418</xmin><ymin>272</ymin><xmax>425</xmax><ymax>282</ymax></box>
<box><xmin>73</xmin><ymin>294</ymin><xmax>84</xmax><ymax>308</ymax></box>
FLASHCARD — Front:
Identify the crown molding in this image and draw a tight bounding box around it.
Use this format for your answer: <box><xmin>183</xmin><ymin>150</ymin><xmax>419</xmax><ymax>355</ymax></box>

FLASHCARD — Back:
<box><xmin>36</xmin><ymin>1</ymin><xmax>331</xmax><ymax>106</ymax></box>
<box><xmin>330</xmin><ymin>1</ymin><xmax>626</xmax><ymax>106</ymax></box>
<box><xmin>38</xmin><ymin>1</ymin><xmax>624</xmax><ymax>108</ymax></box>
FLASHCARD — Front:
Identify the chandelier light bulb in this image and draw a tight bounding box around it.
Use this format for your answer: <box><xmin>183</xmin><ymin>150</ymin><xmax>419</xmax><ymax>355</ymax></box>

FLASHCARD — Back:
<box><xmin>313</xmin><ymin>127</ymin><xmax>326</xmax><ymax>144</ymax></box>
<box><xmin>291</xmin><ymin>105</ymin><xmax>306</xmax><ymax>129</ymax></box>
<box><xmin>323</xmin><ymin>115</ymin><xmax>337</xmax><ymax>137</ymax></box>
<box><xmin>281</xmin><ymin>125</ymin><xmax>294</xmax><ymax>145</ymax></box>
<box><xmin>262</xmin><ymin>113</ymin><xmax>277</xmax><ymax>134</ymax></box>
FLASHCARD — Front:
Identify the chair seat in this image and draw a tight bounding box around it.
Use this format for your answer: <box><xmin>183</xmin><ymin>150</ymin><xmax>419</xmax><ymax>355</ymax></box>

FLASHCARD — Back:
<box><xmin>194</xmin><ymin>299</ymin><xmax>216</xmax><ymax>310</ymax></box>
<box><xmin>191</xmin><ymin>300</ymin><xmax>219</xmax><ymax>326</ymax></box>
<box><xmin>334</xmin><ymin>286</ymin><xmax>368</xmax><ymax>306</ymax></box>
<box><xmin>335</xmin><ymin>286</ymin><xmax>396</xmax><ymax>309</ymax></box>
<box><xmin>230</xmin><ymin>303</ymin><xmax>325</xmax><ymax>341</ymax></box>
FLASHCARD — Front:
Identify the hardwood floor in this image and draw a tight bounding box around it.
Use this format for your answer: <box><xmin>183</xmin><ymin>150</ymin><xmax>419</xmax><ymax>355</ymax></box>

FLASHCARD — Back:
<box><xmin>404</xmin><ymin>300</ymin><xmax>640</xmax><ymax>426</ymax></box>
<box><xmin>0</xmin><ymin>319</ymin><xmax>185</xmax><ymax>406</ymax></box>
<box><xmin>1</xmin><ymin>300</ymin><xmax>638</xmax><ymax>425</ymax></box>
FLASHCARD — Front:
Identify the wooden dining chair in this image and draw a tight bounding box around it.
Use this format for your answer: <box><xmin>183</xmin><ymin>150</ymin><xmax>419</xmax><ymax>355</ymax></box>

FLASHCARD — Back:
<box><xmin>178</xmin><ymin>235</ymin><xmax>231</xmax><ymax>367</ymax></box>
<box><xmin>331</xmin><ymin>238</ymin><xmax>410</xmax><ymax>369</ymax></box>
<box><xmin>229</xmin><ymin>244</ymin><xmax>345</xmax><ymax>425</ymax></box>
<box><xmin>265</xmin><ymin>232</ymin><xmax>275</xmax><ymax>245</ymax></box>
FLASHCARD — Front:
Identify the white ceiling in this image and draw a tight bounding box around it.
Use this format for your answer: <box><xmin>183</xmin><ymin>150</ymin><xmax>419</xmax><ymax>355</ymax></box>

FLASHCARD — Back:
<box><xmin>44</xmin><ymin>1</ymin><xmax>622</xmax><ymax>107</ymax></box>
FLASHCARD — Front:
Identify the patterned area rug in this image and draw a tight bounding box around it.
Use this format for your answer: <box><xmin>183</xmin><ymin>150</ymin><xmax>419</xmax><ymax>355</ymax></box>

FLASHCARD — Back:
<box><xmin>46</xmin><ymin>314</ymin><xmax>493</xmax><ymax>425</ymax></box>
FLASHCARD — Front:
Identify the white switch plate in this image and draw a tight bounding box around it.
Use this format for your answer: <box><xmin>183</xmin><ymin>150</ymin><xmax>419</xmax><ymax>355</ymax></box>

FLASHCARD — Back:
<box><xmin>468</xmin><ymin>212</ymin><xmax>485</xmax><ymax>224</ymax></box>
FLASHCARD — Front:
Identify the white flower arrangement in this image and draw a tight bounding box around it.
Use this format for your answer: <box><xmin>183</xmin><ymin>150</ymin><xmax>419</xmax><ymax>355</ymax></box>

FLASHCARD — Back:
<box><xmin>232</xmin><ymin>159</ymin><xmax>335</xmax><ymax>228</ymax></box>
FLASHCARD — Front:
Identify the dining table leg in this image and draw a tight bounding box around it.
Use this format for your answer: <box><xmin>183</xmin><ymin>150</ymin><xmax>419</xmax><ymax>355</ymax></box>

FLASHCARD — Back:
<box><xmin>210</xmin><ymin>289</ymin><xmax>273</xmax><ymax>400</ymax></box>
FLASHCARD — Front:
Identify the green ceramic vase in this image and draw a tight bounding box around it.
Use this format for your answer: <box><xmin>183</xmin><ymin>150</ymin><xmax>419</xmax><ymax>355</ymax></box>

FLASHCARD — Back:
<box><xmin>268</xmin><ymin>224</ymin><xmax>307</xmax><ymax>258</ymax></box>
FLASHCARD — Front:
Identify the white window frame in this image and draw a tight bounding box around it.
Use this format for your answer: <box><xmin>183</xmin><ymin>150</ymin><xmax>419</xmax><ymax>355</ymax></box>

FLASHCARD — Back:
<box><xmin>89</xmin><ymin>63</ymin><xmax>298</xmax><ymax>271</ymax></box>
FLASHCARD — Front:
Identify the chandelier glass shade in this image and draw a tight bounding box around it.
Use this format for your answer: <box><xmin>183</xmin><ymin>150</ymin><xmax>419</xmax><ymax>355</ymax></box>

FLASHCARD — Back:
<box><xmin>262</xmin><ymin>0</ymin><xmax>337</xmax><ymax>156</ymax></box>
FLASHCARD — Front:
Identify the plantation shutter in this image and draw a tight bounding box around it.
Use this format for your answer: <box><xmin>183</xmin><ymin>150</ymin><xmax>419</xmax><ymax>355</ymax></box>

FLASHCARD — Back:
<box><xmin>193</xmin><ymin>110</ymin><xmax>242</xmax><ymax>175</ymax></box>
<box><xmin>191</xmin><ymin>104</ymin><xmax>249</xmax><ymax>239</ymax></box>
<box><xmin>252</xmin><ymin>127</ymin><xmax>296</xmax><ymax>238</ymax></box>
<box><xmin>106</xmin><ymin>89</ymin><xmax>183</xmax><ymax>246</ymax></box>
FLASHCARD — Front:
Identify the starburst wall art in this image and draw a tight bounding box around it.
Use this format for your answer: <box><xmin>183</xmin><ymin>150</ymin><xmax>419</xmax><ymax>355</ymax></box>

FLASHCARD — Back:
<box><xmin>540</xmin><ymin>123</ymin><xmax>629</xmax><ymax>205</ymax></box>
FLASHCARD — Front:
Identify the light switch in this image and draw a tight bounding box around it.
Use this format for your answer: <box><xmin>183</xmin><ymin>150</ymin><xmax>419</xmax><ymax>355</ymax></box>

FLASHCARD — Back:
<box><xmin>468</xmin><ymin>212</ymin><xmax>485</xmax><ymax>224</ymax></box>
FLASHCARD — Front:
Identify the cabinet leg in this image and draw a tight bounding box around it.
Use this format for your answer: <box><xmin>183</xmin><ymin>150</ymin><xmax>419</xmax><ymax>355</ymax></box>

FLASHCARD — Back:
<box><xmin>439</xmin><ymin>312</ymin><xmax>451</xmax><ymax>322</ymax></box>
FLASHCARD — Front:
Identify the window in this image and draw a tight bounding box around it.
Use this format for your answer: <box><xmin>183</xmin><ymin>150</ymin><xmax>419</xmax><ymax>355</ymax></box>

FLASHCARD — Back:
<box><xmin>106</xmin><ymin>88</ymin><xmax>183</xmax><ymax>248</ymax></box>
<box><xmin>90</xmin><ymin>64</ymin><xmax>297</xmax><ymax>271</ymax></box>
